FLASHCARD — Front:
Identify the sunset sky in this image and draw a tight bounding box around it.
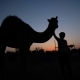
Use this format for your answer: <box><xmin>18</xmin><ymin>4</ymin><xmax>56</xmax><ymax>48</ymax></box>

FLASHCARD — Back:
<box><xmin>0</xmin><ymin>0</ymin><xmax>80</xmax><ymax>52</ymax></box>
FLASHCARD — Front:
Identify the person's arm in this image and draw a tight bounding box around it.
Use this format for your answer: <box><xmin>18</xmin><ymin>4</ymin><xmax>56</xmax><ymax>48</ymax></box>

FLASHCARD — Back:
<box><xmin>53</xmin><ymin>31</ymin><xmax>59</xmax><ymax>41</ymax></box>
<box><xmin>67</xmin><ymin>45</ymin><xmax>74</xmax><ymax>48</ymax></box>
<box><xmin>64</xmin><ymin>40</ymin><xmax>74</xmax><ymax>48</ymax></box>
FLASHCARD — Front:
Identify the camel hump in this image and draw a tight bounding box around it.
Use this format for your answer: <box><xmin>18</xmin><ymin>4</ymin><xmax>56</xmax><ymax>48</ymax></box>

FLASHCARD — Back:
<box><xmin>1</xmin><ymin>15</ymin><xmax>25</xmax><ymax>28</ymax></box>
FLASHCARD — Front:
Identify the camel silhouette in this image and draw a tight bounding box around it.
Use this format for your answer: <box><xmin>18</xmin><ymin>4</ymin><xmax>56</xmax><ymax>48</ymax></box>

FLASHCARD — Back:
<box><xmin>0</xmin><ymin>15</ymin><xmax>58</xmax><ymax>78</ymax></box>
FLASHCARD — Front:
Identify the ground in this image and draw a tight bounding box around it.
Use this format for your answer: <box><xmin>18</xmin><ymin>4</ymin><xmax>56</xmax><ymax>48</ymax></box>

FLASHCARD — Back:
<box><xmin>2</xmin><ymin>53</ymin><xmax>80</xmax><ymax>80</ymax></box>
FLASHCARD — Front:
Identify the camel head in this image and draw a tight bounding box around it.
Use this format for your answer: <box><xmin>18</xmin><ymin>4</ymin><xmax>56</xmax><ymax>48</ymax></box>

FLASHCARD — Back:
<box><xmin>47</xmin><ymin>16</ymin><xmax>58</xmax><ymax>30</ymax></box>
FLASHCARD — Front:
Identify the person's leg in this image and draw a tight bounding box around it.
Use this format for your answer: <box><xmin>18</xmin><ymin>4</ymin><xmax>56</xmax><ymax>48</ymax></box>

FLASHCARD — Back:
<box><xmin>65</xmin><ymin>56</ymin><xmax>72</xmax><ymax>78</ymax></box>
<box><xmin>59</xmin><ymin>58</ymin><xmax>66</xmax><ymax>78</ymax></box>
<box><xmin>58</xmin><ymin>52</ymin><xmax>67</xmax><ymax>79</ymax></box>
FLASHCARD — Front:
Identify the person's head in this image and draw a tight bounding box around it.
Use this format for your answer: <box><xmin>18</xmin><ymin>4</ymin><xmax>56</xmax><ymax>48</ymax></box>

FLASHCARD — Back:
<box><xmin>59</xmin><ymin>32</ymin><xmax>65</xmax><ymax>39</ymax></box>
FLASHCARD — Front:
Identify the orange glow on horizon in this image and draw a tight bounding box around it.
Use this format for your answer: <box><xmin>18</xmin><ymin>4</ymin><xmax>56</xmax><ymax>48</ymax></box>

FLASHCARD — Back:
<box><xmin>30</xmin><ymin>48</ymin><xmax>58</xmax><ymax>51</ymax></box>
<box><xmin>30</xmin><ymin>46</ymin><xmax>58</xmax><ymax>51</ymax></box>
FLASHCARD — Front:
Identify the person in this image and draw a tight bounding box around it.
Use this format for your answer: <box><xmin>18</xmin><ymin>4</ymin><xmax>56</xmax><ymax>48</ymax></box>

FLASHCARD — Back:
<box><xmin>53</xmin><ymin>31</ymin><xmax>74</xmax><ymax>79</ymax></box>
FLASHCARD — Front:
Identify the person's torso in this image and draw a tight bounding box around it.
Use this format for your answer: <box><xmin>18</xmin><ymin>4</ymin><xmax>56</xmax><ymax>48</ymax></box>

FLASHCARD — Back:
<box><xmin>58</xmin><ymin>39</ymin><xmax>69</xmax><ymax>52</ymax></box>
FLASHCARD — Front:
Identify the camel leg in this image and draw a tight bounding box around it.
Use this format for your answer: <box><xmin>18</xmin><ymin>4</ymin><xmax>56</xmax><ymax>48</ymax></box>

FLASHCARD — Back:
<box><xmin>0</xmin><ymin>44</ymin><xmax>6</xmax><ymax>78</ymax></box>
<box><xmin>18</xmin><ymin>46</ymin><xmax>28</xmax><ymax>79</ymax></box>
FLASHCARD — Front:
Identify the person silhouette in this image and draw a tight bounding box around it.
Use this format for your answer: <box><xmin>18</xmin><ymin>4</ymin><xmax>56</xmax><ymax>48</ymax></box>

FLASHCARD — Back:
<box><xmin>53</xmin><ymin>31</ymin><xmax>74</xmax><ymax>79</ymax></box>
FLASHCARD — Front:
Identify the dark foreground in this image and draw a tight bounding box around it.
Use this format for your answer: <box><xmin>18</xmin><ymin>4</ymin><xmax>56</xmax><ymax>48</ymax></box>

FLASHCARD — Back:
<box><xmin>2</xmin><ymin>53</ymin><xmax>80</xmax><ymax>80</ymax></box>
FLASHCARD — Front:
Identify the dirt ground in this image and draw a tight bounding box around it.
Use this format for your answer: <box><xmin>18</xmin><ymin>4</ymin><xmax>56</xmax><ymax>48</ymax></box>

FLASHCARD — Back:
<box><xmin>2</xmin><ymin>55</ymin><xmax>80</xmax><ymax>80</ymax></box>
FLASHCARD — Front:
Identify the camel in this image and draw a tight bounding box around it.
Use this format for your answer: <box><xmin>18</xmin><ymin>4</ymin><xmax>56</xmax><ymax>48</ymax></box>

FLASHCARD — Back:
<box><xmin>0</xmin><ymin>15</ymin><xmax>58</xmax><ymax>78</ymax></box>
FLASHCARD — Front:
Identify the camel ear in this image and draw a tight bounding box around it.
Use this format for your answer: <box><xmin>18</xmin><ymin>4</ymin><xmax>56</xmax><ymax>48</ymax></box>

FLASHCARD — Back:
<box><xmin>56</xmin><ymin>16</ymin><xmax>58</xmax><ymax>19</ymax></box>
<box><xmin>47</xmin><ymin>19</ymin><xmax>50</xmax><ymax>22</ymax></box>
